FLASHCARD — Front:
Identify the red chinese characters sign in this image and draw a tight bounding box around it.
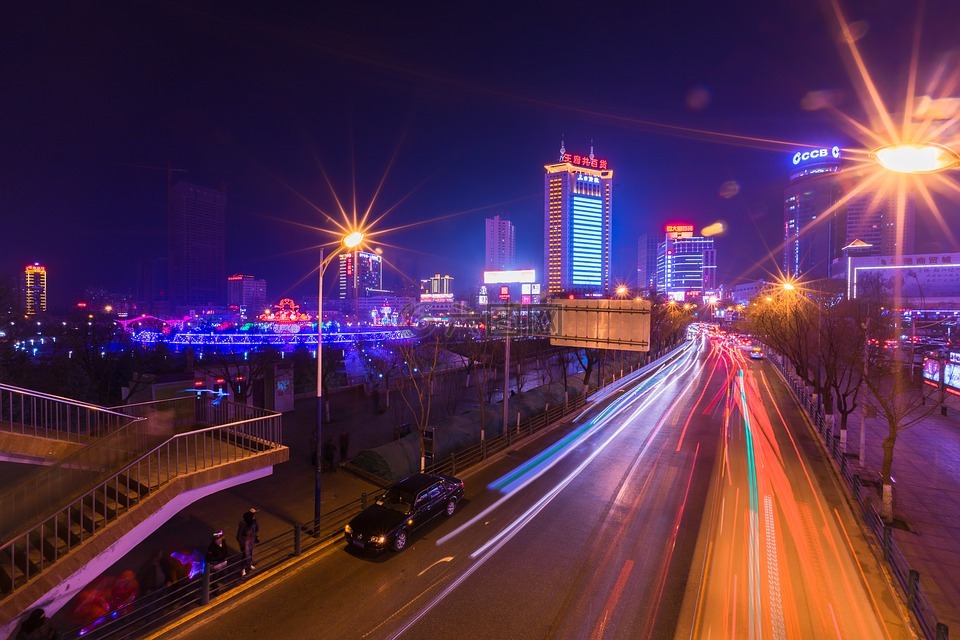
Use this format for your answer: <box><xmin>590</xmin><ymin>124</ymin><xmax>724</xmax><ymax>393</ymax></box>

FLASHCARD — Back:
<box><xmin>561</xmin><ymin>153</ymin><xmax>609</xmax><ymax>170</ymax></box>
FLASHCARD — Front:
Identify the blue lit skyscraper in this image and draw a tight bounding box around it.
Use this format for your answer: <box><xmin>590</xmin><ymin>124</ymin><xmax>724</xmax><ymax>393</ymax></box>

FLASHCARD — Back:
<box><xmin>543</xmin><ymin>141</ymin><xmax>613</xmax><ymax>296</ymax></box>
<box><xmin>655</xmin><ymin>224</ymin><xmax>716</xmax><ymax>301</ymax></box>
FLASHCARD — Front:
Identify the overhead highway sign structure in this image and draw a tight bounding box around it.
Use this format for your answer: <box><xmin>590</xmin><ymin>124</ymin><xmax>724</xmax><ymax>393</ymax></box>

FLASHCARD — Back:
<box><xmin>550</xmin><ymin>298</ymin><xmax>650</xmax><ymax>352</ymax></box>
<box><xmin>486</xmin><ymin>299</ymin><xmax>650</xmax><ymax>351</ymax></box>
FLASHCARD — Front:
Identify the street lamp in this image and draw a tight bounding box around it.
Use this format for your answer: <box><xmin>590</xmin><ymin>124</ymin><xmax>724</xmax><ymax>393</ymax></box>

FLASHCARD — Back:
<box><xmin>872</xmin><ymin>142</ymin><xmax>960</xmax><ymax>174</ymax></box>
<box><xmin>315</xmin><ymin>230</ymin><xmax>364</xmax><ymax>532</ymax></box>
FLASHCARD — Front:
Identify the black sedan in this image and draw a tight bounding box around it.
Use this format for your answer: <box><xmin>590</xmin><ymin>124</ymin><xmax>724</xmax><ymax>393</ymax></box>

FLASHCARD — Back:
<box><xmin>344</xmin><ymin>472</ymin><xmax>465</xmax><ymax>552</ymax></box>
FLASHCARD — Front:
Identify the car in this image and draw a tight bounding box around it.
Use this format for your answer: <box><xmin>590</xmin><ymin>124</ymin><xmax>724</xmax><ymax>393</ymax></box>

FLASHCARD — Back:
<box><xmin>344</xmin><ymin>472</ymin><xmax>465</xmax><ymax>552</ymax></box>
<box><xmin>749</xmin><ymin>347</ymin><xmax>764</xmax><ymax>360</ymax></box>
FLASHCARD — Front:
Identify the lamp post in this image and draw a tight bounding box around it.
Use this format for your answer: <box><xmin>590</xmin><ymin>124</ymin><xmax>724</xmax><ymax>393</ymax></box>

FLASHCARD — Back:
<box><xmin>314</xmin><ymin>230</ymin><xmax>364</xmax><ymax>533</ymax></box>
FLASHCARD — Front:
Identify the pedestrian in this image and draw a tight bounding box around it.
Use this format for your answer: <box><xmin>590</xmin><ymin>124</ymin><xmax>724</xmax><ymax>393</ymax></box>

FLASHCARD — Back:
<box><xmin>137</xmin><ymin>549</ymin><xmax>171</xmax><ymax>620</ymax></box>
<box><xmin>322</xmin><ymin>437</ymin><xmax>337</xmax><ymax>472</ymax></box>
<box><xmin>235</xmin><ymin>509</ymin><xmax>260</xmax><ymax>577</ymax></box>
<box><xmin>339</xmin><ymin>428</ymin><xmax>350</xmax><ymax>463</ymax></box>
<box><xmin>206</xmin><ymin>530</ymin><xmax>232</xmax><ymax>591</ymax></box>
<box><xmin>16</xmin><ymin>608</ymin><xmax>57</xmax><ymax>640</ymax></box>
<box><xmin>138</xmin><ymin>549</ymin><xmax>172</xmax><ymax>595</ymax></box>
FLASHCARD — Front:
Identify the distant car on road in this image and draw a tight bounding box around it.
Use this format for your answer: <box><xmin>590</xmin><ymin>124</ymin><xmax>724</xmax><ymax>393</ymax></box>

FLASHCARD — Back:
<box><xmin>750</xmin><ymin>347</ymin><xmax>764</xmax><ymax>360</ymax></box>
<box><xmin>344</xmin><ymin>472</ymin><xmax>464</xmax><ymax>552</ymax></box>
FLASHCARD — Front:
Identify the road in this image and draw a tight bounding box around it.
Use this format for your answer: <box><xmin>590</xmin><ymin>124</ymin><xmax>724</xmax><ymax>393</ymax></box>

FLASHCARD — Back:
<box><xmin>169</xmin><ymin>333</ymin><xmax>911</xmax><ymax>640</ymax></box>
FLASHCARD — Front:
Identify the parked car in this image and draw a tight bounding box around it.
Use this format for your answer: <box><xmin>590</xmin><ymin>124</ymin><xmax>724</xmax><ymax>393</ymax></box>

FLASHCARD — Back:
<box><xmin>344</xmin><ymin>472</ymin><xmax>464</xmax><ymax>552</ymax></box>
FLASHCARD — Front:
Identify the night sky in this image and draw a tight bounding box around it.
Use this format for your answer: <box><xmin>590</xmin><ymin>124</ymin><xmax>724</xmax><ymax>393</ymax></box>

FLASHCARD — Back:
<box><xmin>3</xmin><ymin>0</ymin><xmax>959</xmax><ymax>306</ymax></box>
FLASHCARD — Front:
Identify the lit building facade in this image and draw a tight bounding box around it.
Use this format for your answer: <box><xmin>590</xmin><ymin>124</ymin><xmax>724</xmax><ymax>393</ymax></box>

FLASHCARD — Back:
<box><xmin>421</xmin><ymin>273</ymin><xmax>454</xmax><ymax>295</ymax></box>
<box><xmin>544</xmin><ymin>143</ymin><xmax>613</xmax><ymax>297</ymax></box>
<box><xmin>168</xmin><ymin>181</ymin><xmax>227</xmax><ymax>311</ymax></box>
<box><xmin>846</xmin><ymin>252</ymin><xmax>960</xmax><ymax>305</ymax></box>
<box><xmin>337</xmin><ymin>250</ymin><xmax>383</xmax><ymax>299</ymax></box>
<box><xmin>23</xmin><ymin>263</ymin><xmax>47</xmax><ymax>315</ymax></box>
<box><xmin>477</xmin><ymin>269</ymin><xmax>542</xmax><ymax>306</ymax></box>
<box><xmin>227</xmin><ymin>274</ymin><xmax>267</xmax><ymax>315</ymax></box>
<box><xmin>485</xmin><ymin>215</ymin><xmax>516</xmax><ymax>271</ymax></box>
<box><xmin>655</xmin><ymin>225</ymin><xmax>716</xmax><ymax>301</ymax></box>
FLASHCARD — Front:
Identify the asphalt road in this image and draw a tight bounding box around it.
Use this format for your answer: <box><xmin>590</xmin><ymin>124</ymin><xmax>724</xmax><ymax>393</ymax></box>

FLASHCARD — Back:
<box><xmin>166</xmin><ymin>333</ymin><xmax>912</xmax><ymax>640</ymax></box>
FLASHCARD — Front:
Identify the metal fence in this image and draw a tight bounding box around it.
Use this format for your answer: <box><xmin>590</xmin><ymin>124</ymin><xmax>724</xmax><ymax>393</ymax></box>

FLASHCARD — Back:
<box><xmin>0</xmin><ymin>399</ymin><xmax>282</xmax><ymax>599</ymax></box>
<box><xmin>772</xmin><ymin>353</ymin><xmax>949</xmax><ymax>640</ymax></box>
<box><xmin>0</xmin><ymin>383</ymin><xmax>141</xmax><ymax>442</ymax></box>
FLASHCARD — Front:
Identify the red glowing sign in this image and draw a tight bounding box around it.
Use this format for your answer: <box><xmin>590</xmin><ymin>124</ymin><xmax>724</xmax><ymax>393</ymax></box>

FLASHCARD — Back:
<box><xmin>665</xmin><ymin>224</ymin><xmax>694</xmax><ymax>233</ymax></box>
<box><xmin>561</xmin><ymin>153</ymin><xmax>609</xmax><ymax>170</ymax></box>
<box><xmin>345</xmin><ymin>254</ymin><xmax>354</xmax><ymax>277</ymax></box>
<box><xmin>499</xmin><ymin>286</ymin><xmax>511</xmax><ymax>301</ymax></box>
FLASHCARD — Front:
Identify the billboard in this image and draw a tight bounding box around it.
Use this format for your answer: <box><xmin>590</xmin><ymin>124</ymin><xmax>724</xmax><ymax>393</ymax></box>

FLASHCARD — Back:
<box><xmin>484</xmin><ymin>269</ymin><xmax>536</xmax><ymax>284</ymax></box>
<box><xmin>550</xmin><ymin>299</ymin><xmax>650</xmax><ymax>352</ymax></box>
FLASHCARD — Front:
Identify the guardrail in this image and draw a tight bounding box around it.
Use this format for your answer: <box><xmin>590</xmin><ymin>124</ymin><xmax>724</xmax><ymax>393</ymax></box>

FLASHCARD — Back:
<box><xmin>0</xmin><ymin>383</ymin><xmax>142</xmax><ymax>442</ymax></box>
<box><xmin>0</xmin><ymin>399</ymin><xmax>282</xmax><ymax>599</ymax></box>
<box><xmin>770</xmin><ymin>352</ymin><xmax>949</xmax><ymax>640</ymax></box>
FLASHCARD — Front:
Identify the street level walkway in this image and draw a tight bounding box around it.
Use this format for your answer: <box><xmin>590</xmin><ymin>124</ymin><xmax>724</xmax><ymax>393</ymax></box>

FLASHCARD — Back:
<box><xmin>840</xmin><ymin>392</ymin><xmax>960</xmax><ymax>633</ymax></box>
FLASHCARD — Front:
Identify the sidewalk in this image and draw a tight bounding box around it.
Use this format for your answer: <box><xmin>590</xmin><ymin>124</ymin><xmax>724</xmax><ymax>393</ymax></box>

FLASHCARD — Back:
<box><xmin>841</xmin><ymin>398</ymin><xmax>960</xmax><ymax>633</ymax></box>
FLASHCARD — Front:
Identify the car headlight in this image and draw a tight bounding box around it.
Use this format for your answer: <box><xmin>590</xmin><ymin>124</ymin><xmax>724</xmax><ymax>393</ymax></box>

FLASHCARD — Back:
<box><xmin>344</xmin><ymin>524</ymin><xmax>352</xmax><ymax>535</ymax></box>
<box><xmin>373</xmin><ymin>535</ymin><xmax>385</xmax><ymax>544</ymax></box>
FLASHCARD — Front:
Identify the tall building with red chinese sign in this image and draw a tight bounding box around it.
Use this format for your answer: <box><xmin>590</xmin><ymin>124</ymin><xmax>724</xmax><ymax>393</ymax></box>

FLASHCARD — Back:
<box><xmin>544</xmin><ymin>141</ymin><xmax>613</xmax><ymax>297</ymax></box>
<box><xmin>23</xmin><ymin>262</ymin><xmax>47</xmax><ymax>315</ymax></box>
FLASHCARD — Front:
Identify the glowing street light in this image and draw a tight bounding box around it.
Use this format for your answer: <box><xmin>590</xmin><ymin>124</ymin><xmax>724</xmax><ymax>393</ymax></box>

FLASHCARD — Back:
<box><xmin>615</xmin><ymin>285</ymin><xmax>628</xmax><ymax>298</ymax></box>
<box><xmin>343</xmin><ymin>231</ymin><xmax>365</xmax><ymax>249</ymax></box>
<box><xmin>872</xmin><ymin>142</ymin><xmax>960</xmax><ymax>174</ymax></box>
<box><xmin>315</xmin><ymin>229</ymin><xmax>365</xmax><ymax>532</ymax></box>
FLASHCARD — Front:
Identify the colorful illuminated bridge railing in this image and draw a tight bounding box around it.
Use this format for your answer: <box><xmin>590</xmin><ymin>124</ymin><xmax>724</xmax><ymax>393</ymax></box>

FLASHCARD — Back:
<box><xmin>131</xmin><ymin>327</ymin><xmax>417</xmax><ymax>348</ymax></box>
<box><xmin>0</xmin><ymin>394</ymin><xmax>283</xmax><ymax>606</ymax></box>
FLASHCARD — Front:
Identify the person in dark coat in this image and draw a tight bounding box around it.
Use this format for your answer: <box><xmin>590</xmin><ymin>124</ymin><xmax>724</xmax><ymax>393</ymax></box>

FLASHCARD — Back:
<box><xmin>207</xmin><ymin>529</ymin><xmax>232</xmax><ymax>592</ymax></box>
<box><xmin>322</xmin><ymin>437</ymin><xmax>337</xmax><ymax>472</ymax></box>
<box><xmin>16</xmin><ymin>608</ymin><xmax>57</xmax><ymax>640</ymax></box>
<box><xmin>235</xmin><ymin>509</ymin><xmax>260</xmax><ymax>576</ymax></box>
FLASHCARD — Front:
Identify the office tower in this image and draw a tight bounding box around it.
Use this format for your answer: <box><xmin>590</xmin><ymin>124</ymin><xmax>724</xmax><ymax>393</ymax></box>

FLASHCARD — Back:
<box><xmin>783</xmin><ymin>145</ymin><xmax>847</xmax><ymax>280</ymax></box>
<box><xmin>637</xmin><ymin>234</ymin><xmax>658</xmax><ymax>295</ymax></box>
<box><xmin>485</xmin><ymin>215</ymin><xmax>516</xmax><ymax>271</ymax></box>
<box><xmin>845</xmin><ymin>192</ymin><xmax>915</xmax><ymax>257</ymax></box>
<box><xmin>655</xmin><ymin>224</ymin><xmax>716</xmax><ymax>300</ymax></box>
<box><xmin>168</xmin><ymin>181</ymin><xmax>227</xmax><ymax>311</ymax></box>
<box><xmin>227</xmin><ymin>274</ymin><xmax>268</xmax><ymax>314</ymax></box>
<box><xmin>23</xmin><ymin>263</ymin><xmax>47</xmax><ymax>315</ymax></box>
<box><xmin>337</xmin><ymin>250</ymin><xmax>383</xmax><ymax>299</ymax></box>
<box><xmin>544</xmin><ymin>141</ymin><xmax>613</xmax><ymax>297</ymax></box>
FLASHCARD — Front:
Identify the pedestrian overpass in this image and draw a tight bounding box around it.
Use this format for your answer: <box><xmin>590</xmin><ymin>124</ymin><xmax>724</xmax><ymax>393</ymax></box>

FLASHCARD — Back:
<box><xmin>0</xmin><ymin>384</ymin><xmax>288</xmax><ymax>637</ymax></box>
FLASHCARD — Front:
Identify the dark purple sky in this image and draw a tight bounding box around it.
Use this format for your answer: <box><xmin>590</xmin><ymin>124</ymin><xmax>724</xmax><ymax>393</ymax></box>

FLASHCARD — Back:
<box><xmin>3</xmin><ymin>0</ymin><xmax>959</xmax><ymax>305</ymax></box>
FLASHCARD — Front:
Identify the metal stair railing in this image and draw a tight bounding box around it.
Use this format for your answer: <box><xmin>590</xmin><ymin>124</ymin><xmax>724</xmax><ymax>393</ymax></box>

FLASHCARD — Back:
<box><xmin>0</xmin><ymin>383</ymin><xmax>141</xmax><ymax>442</ymax></box>
<box><xmin>0</xmin><ymin>399</ymin><xmax>282</xmax><ymax>598</ymax></box>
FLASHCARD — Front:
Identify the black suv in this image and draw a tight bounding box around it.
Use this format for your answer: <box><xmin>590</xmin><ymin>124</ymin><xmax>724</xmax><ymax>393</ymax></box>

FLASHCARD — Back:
<box><xmin>344</xmin><ymin>472</ymin><xmax>465</xmax><ymax>552</ymax></box>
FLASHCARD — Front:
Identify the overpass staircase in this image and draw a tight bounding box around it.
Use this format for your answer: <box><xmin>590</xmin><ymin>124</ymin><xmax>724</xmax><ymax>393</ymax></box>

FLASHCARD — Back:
<box><xmin>0</xmin><ymin>384</ymin><xmax>288</xmax><ymax>629</ymax></box>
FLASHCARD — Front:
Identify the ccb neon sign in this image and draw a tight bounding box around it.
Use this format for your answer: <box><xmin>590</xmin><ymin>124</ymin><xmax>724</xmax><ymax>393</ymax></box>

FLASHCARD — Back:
<box><xmin>792</xmin><ymin>146</ymin><xmax>841</xmax><ymax>165</ymax></box>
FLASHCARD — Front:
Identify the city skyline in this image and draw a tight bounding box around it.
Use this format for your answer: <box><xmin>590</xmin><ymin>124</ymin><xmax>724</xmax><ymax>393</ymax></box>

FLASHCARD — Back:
<box><xmin>3</xmin><ymin>2</ymin><xmax>960</xmax><ymax>306</ymax></box>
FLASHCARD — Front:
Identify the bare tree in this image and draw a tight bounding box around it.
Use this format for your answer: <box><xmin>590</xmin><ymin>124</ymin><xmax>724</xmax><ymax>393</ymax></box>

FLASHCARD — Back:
<box><xmin>203</xmin><ymin>347</ymin><xmax>281</xmax><ymax>405</ymax></box>
<box><xmin>862</xmin><ymin>333</ymin><xmax>938</xmax><ymax>521</ymax></box>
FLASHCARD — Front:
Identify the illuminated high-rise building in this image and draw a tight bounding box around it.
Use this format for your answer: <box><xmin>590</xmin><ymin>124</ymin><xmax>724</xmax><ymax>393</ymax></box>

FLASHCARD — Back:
<box><xmin>485</xmin><ymin>214</ymin><xmax>516</xmax><ymax>271</ymax></box>
<box><xmin>337</xmin><ymin>250</ymin><xmax>383</xmax><ymax>299</ymax></box>
<box><xmin>23</xmin><ymin>262</ymin><xmax>47</xmax><ymax>315</ymax></box>
<box><xmin>227</xmin><ymin>274</ymin><xmax>267</xmax><ymax>315</ymax></box>
<box><xmin>168</xmin><ymin>181</ymin><xmax>227</xmax><ymax>311</ymax></box>
<box><xmin>544</xmin><ymin>141</ymin><xmax>613</xmax><ymax>297</ymax></box>
<box><xmin>784</xmin><ymin>145</ymin><xmax>917</xmax><ymax>281</ymax></box>
<box><xmin>655</xmin><ymin>225</ymin><xmax>716</xmax><ymax>301</ymax></box>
